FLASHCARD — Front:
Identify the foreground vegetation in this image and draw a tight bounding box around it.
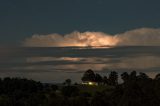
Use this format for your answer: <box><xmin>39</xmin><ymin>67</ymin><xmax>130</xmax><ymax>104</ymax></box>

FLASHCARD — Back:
<box><xmin>0</xmin><ymin>70</ymin><xmax>160</xmax><ymax>106</ymax></box>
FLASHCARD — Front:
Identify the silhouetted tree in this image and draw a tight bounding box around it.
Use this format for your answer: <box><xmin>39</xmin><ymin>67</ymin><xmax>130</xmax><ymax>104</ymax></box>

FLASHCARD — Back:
<box><xmin>137</xmin><ymin>72</ymin><xmax>149</xmax><ymax>80</ymax></box>
<box><xmin>103</xmin><ymin>76</ymin><xmax>109</xmax><ymax>85</ymax></box>
<box><xmin>153</xmin><ymin>73</ymin><xmax>160</xmax><ymax>103</ymax></box>
<box><xmin>81</xmin><ymin>69</ymin><xmax>95</xmax><ymax>82</ymax></box>
<box><xmin>121</xmin><ymin>72</ymin><xmax>129</xmax><ymax>83</ymax></box>
<box><xmin>130</xmin><ymin>71</ymin><xmax>137</xmax><ymax>81</ymax></box>
<box><xmin>155</xmin><ymin>73</ymin><xmax>160</xmax><ymax>80</ymax></box>
<box><xmin>65</xmin><ymin>79</ymin><xmax>72</xmax><ymax>86</ymax></box>
<box><xmin>95</xmin><ymin>73</ymin><xmax>103</xmax><ymax>85</ymax></box>
<box><xmin>108</xmin><ymin>71</ymin><xmax>118</xmax><ymax>86</ymax></box>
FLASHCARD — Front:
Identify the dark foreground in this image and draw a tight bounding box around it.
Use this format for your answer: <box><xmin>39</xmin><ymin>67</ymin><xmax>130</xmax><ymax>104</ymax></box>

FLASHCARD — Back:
<box><xmin>0</xmin><ymin>71</ymin><xmax>160</xmax><ymax>106</ymax></box>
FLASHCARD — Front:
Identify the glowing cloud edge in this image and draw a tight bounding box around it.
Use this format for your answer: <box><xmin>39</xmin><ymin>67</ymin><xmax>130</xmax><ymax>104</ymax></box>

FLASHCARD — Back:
<box><xmin>23</xmin><ymin>28</ymin><xmax>160</xmax><ymax>47</ymax></box>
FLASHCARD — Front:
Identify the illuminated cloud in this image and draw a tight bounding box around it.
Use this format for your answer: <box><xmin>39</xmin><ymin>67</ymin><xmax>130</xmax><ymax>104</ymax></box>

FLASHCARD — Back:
<box><xmin>116</xmin><ymin>28</ymin><xmax>160</xmax><ymax>46</ymax></box>
<box><xmin>23</xmin><ymin>31</ymin><xmax>119</xmax><ymax>47</ymax></box>
<box><xmin>23</xmin><ymin>28</ymin><xmax>160</xmax><ymax>47</ymax></box>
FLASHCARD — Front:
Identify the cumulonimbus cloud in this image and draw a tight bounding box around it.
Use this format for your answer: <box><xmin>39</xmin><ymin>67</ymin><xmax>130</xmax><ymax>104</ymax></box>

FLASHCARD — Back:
<box><xmin>23</xmin><ymin>28</ymin><xmax>160</xmax><ymax>47</ymax></box>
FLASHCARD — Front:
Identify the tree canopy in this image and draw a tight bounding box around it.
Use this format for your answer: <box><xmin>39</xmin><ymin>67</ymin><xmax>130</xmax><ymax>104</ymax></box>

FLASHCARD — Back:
<box><xmin>0</xmin><ymin>70</ymin><xmax>160</xmax><ymax>106</ymax></box>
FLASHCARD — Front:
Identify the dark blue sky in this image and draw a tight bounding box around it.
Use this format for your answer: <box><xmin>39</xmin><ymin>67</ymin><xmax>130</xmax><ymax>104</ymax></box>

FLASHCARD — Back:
<box><xmin>0</xmin><ymin>0</ymin><xmax>160</xmax><ymax>44</ymax></box>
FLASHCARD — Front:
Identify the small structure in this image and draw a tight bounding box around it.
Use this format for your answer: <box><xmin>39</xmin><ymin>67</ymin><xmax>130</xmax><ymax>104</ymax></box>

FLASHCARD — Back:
<box><xmin>82</xmin><ymin>81</ymin><xmax>98</xmax><ymax>86</ymax></box>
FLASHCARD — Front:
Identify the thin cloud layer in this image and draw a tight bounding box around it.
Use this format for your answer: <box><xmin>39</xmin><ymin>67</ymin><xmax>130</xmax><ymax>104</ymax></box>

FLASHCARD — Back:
<box><xmin>23</xmin><ymin>28</ymin><xmax>160</xmax><ymax>47</ymax></box>
<box><xmin>25</xmin><ymin>56</ymin><xmax>160</xmax><ymax>72</ymax></box>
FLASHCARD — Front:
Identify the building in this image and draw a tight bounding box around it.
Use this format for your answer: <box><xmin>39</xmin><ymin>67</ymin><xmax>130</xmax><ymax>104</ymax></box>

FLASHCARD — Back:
<box><xmin>82</xmin><ymin>81</ymin><xmax>98</xmax><ymax>86</ymax></box>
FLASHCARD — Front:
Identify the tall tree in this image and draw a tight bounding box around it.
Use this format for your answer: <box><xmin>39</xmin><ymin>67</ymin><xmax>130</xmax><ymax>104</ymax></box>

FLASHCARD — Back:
<box><xmin>81</xmin><ymin>69</ymin><xmax>95</xmax><ymax>82</ymax></box>
<box><xmin>108</xmin><ymin>71</ymin><xmax>118</xmax><ymax>86</ymax></box>
<box><xmin>121</xmin><ymin>72</ymin><xmax>129</xmax><ymax>83</ymax></box>
<box><xmin>137</xmin><ymin>72</ymin><xmax>149</xmax><ymax>80</ymax></box>
<box><xmin>95</xmin><ymin>73</ymin><xmax>103</xmax><ymax>85</ymax></box>
<box><xmin>130</xmin><ymin>71</ymin><xmax>137</xmax><ymax>81</ymax></box>
<box><xmin>103</xmin><ymin>76</ymin><xmax>109</xmax><ymax>85</ymax></box>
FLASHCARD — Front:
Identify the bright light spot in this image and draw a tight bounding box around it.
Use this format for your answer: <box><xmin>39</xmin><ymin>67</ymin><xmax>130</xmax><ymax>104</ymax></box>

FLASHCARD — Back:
<box><xmin>88</xmin><ymin>82</ymin><xmax>93</xmax><ymax>85</ymax></box>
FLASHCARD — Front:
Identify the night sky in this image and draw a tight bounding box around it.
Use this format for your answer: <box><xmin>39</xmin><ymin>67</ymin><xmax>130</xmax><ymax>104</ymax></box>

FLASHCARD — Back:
<box><xmin>0</xmin><ymin>0</ymin><xmax>160</xmax><ymax>44</ymax></box>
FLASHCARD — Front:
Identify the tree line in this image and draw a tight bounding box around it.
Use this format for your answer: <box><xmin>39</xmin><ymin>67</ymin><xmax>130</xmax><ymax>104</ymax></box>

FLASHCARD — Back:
<box><xmin>0</xmin><ymin>70</ymin><xmax>160</xmax><ymax>106</ymax></box>
<box><xmin>82</xmin><ymin>69</ymin><xmax>118</xmax><ymax>86</ymax></box>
